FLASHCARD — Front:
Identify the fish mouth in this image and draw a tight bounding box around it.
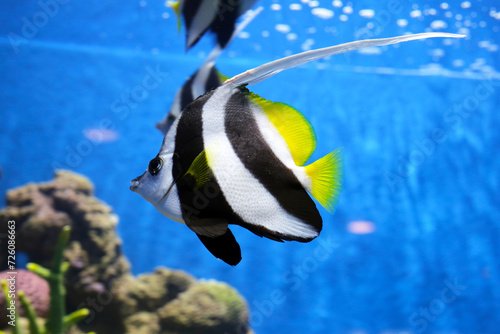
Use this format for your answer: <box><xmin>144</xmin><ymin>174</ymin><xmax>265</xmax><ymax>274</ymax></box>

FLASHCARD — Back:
<box><xmin>129</xmin><ymin>179</ymin><xmax>139</xmax><ymax>192</ymax></box>
<box><xmin>130</xmin><ymin>172</ymin><xmax>146</xmax><ymax>192</ymax></box>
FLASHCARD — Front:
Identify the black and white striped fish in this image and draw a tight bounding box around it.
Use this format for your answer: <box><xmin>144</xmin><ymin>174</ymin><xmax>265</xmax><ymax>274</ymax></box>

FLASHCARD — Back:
<box><xmin>168</xmin><ymin>0</ymin><xmax>258</xmax><ymax>50</ymax></box>
<box><xmin>131</xmin><ymin>32</ymin><xmax>464</xmax><ymax>266</ymax></box>
<box><xmin>157</xmin><ymin>7</ymin><xmax>262</xmax><ymax>135</ymax></box>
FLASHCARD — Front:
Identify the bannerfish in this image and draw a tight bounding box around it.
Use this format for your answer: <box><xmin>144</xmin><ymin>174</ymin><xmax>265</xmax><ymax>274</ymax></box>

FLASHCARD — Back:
<box><xmin>168</xmin><ymin>0</ymin><xmax>258</xmax><ymax>50</ymax></box>
<box><xmin>131</xmin><ymin>32</ymin><xmax>464</xmax><ymax>266</ymax></box>
<box><xmin>157</xmin><ymin>7</ymin><xmax>262</xmax><ymax>135</ymax></box>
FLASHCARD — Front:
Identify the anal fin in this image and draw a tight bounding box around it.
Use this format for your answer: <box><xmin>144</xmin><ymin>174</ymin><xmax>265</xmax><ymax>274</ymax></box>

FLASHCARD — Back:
<box><xmin>196</xmin><ymin>229</ymin><xmax>241</xmax><ymax>266</ymax></box>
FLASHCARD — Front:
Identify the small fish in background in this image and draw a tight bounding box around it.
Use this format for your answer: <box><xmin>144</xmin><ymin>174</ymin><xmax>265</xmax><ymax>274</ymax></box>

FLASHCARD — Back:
<box><xmin>157</xmin><ymin>7</ymin><xmax>262</xmax><ymax>135</ymax></box>
<box><xmin>168</xmin><ymin>0</ymin><xmax>258</xmax><ymax>51</ymax></box>
<box><xmin>347</xmin><ymin>220</ymin><xmax>376</xmax><ymax>234</ymax></box>
<box><xmin>83</xmin><ymin>128</ymin><xmax>119</xmax><ymax>143</ymax></box>
<box><xmin>155</xmin><ymin>54</ymin><xmax>226</xmax><ymax>135</ymax></box>
<box><xmin>131</xmin><ymin>33</ymin><xmax>465</xmax><ymax>266</ymax></box>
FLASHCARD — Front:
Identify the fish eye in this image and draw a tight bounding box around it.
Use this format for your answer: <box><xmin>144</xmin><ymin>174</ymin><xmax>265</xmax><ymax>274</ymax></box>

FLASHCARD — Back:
<box><xmin>148</xmin><ymin>156</ymin><xmax>163</xmax><ymax>175</ymax></box>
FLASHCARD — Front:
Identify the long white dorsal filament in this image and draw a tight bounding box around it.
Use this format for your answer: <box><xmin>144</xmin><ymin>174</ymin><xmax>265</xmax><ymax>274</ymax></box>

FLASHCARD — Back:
<box><xmin>226</xmin><ymin>32</ymin><xmax>466</xmax><ymax>87</ymax></box>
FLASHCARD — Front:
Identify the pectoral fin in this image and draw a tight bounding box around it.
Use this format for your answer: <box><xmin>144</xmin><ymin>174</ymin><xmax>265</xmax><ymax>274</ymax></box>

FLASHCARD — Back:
<box><xmin>183</xmin><ymin>149</ymin><xmax>212</xmax><ymax>189</ymax></box>
<box><xmin>196</xmin><ymin>228</ymin><xmax>242</xmax><ymax>266</ymax></box>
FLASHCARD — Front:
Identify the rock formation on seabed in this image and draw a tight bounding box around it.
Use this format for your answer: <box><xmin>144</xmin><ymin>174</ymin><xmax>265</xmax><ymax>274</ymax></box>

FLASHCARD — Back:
<box><xmin>0</xmin><ymin>170</ymin><xmax>252</xmax><ymax>334</ymax></box>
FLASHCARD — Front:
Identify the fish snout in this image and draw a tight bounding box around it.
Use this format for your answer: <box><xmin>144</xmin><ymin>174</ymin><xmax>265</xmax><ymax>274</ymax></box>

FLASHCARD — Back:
<box><xmin>130</xmin><ymin>179</ymin><xmax>140</xmax><ymax>192</ymax></box>
<box><xmin>130</xmin><ymin>172</ymin><xmax>146</xmax><ymax>192</ymax></box>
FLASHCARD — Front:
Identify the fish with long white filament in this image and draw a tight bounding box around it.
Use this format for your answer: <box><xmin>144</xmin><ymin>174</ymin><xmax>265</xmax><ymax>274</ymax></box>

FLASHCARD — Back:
<box><xmin>131</xmin><ymin>32</ymin><xmax>465</xmax><ymax>266</ymax></box>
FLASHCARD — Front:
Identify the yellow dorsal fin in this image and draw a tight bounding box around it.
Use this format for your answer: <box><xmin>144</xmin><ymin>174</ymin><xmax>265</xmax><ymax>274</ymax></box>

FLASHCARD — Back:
<box><xmin>166</xmin><ymin>1</ymin><xmax>182</xmax><ymax>32</ymax></box>
<box><xmin>185</xmin><ymin>149</ymin><xmax>212</xmax><ymax>188</ymax></box>
<box><xmin>304</xmin><ymin>148</ymin><xmax>343</xmax><ymax>213</ymax></box>
<box><xmin>249</xmin><ymin>92</ymin><xmax>317</xmax><ymax>166</ymax></box>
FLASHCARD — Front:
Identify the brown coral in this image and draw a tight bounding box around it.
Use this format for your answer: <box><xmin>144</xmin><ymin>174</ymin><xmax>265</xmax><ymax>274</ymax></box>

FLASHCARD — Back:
<box><xmin>0</xmin><ymin>170</ymin><xmax>130</xmax><ymax>291</ymax></box>
<box><xmin>159</xmin><ymin>280</ymin><xmax>249</xmax><ymax>334</ymax></box>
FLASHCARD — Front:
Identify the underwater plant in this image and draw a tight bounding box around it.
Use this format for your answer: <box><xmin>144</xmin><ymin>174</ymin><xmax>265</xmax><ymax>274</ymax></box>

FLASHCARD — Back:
<box><xmin>0</xmin><ymin>226</ymin><xmax>93</xmax><ymax>334</ymax></box>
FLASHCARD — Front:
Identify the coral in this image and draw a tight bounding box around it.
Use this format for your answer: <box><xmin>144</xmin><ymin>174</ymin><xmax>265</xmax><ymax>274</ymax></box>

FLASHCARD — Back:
<box><xmin>0</xmin><ymin>170</ymin><xmax>130</xmax><ymax>292</ymax></box>
<box><xmin>0</xmin><ymin>171</ymin><xmax>251</xmax><ymax>334</ymax></box>
<box><xmin>0</xmin><ymin>170</ymin><xmax>131</xmax><ymax>332</ymax></box>
<box><xmin>159</xmin><ymin>281</ymin><xmax>249</xmax><ymax>334</ymax></box>
<box><xmin>123</xmin><ymin>312</ymin><xmax>161</xmax><ymax>334</ymax></box>
<box><xmin>113</xmin><ymin>268</ymin><xmax>196</xmax><ymax>316</ymax></box>
<box><xmin>0</xmin><ymin>269</ymin><xmax>50</xmax><ymax>327</ymax></box>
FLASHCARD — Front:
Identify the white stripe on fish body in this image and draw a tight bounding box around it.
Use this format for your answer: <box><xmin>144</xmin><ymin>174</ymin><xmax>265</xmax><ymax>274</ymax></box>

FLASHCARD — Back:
<box><xmin>201</xmin><ymin>84</ymin><xmax>319</xmax><ymax>240</ymax></box>
<box><xmin>160</xmin><ymin>114</ymin><xmax>180</xmax><ymax>154</ymax></box>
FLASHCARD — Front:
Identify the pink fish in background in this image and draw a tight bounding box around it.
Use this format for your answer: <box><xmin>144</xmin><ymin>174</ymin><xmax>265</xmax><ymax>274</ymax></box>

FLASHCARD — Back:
<box><xmin>347</xmin><ymin>221</ymin><xmax>376</xmax><ymax>234</ymax></box>
<box><xmin>83</xmin><ymin>128</ymin><xmax>119</xmax><ymax>143</ymax></box>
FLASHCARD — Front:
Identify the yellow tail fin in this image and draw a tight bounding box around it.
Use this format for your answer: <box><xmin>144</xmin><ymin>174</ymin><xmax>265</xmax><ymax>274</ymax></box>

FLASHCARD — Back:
<box><xmin>304</xmin><ymin>148</ymin><xmax>343</xmax><ymax>213</ymax></box>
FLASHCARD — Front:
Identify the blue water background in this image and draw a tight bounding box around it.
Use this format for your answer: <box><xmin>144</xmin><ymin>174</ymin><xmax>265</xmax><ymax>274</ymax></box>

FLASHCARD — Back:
<box><xmin>1</xmin><ymin>1</ymin><xmax>499</xmax><ymax>333</ymax></box>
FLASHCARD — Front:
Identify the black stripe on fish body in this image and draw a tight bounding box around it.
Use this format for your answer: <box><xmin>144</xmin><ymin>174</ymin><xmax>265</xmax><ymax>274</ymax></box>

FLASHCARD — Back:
<box><xmin>204</xmin><ymin>65</ymin><xmax>224</xmax><ymax>93</ymax></box>
<box><xmin>224</xmin><ymin>89</ymin><xmax>323</xmax><ymax>241</ymax></box>
<box><xmin>173</xmin><ymin>90</ymin><xmax>244</xmax><ymax>225</ymax></box>
<box><xmin>177</xmin><ymin>167</ymin><xmax>244</xmax><ymax>264</ymax></box>
<box><xmin>175</xmin><ymin>169</ymin><xmax>242</xmax><ymax>225</ymax></box>
<box><xmin>173</xmin><ymin>91</ymin><xmax>208</xmax><ymax>182</ymax></box>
